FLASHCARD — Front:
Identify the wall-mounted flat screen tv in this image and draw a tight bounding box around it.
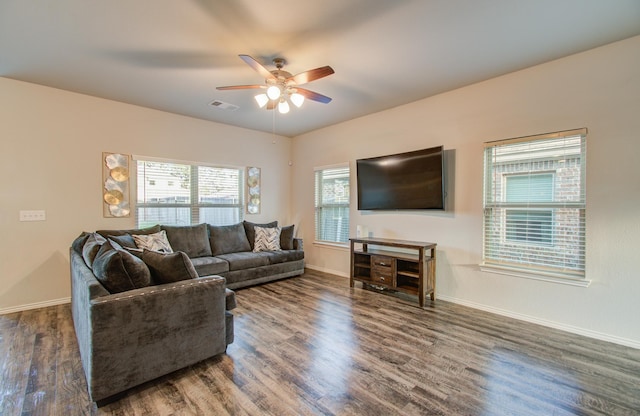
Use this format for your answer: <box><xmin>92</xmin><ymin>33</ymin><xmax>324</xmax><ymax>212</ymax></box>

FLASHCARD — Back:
<box><xmin>356</xmin><ymin>145</ymin><xmax>444</xmax><ymax>210</ymax></box>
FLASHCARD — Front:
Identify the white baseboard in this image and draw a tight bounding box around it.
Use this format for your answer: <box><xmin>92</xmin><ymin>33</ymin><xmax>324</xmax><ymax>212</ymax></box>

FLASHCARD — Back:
<box><xmin>0</xmin><ymin>297</ymin><xmax>71</xmax><ymax>315</ymax></box>
<box><xmin>438</xmin><ymin>294</ymin><xmax>640</xmax><ymax>350</ymax></box>
<box><xmin>305</xmin><ymin>264</ymin><xmax>349</xmax><ymax>278</ymax></box>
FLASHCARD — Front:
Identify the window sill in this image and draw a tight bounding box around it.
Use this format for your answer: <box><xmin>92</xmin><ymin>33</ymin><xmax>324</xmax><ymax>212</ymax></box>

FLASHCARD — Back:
<box><xmin>479</xmin><ymin>264</ymin><xmax>591</xmax><ymax>287</ymax></box>
<box><xmin>313</xmin><ymin>241</ymin><xmax>349</xmax><ymax>251</ymax></box>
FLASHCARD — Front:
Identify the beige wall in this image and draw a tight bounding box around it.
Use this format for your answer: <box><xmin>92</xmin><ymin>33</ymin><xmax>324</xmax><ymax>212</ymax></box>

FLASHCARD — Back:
<box><xmin>0</xmin><ymin>78</ymin><xmax>292</xmax><ymax>312</ymax></box>
<box><xmin>292</xmin><ymin>35</ymin><xmax>640</xmax><ymax>347</ymax></box>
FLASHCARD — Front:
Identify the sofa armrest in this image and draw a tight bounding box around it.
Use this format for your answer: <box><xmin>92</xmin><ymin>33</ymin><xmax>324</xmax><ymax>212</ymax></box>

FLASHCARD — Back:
<box><xmin>92</xmin><ymin>275</ymin><xmax>226</xmax><ymax>401</ymax></box>
<box><xmin>225</xmin><ymin>288</ymin><xmax>237</xmax><ymax>310</ymax></box>
<box><xmin>293</xmin><ymin>238</ymin><xmax>303</xmax><ymax>251</ymax></box>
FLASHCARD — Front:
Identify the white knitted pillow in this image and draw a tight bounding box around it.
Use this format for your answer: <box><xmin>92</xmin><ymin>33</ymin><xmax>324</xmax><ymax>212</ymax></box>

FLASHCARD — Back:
<box><xmin>253</xmin><ymin>226</ymin><xmax>281</xmax><ymax>252</ymax></box>
<box><xmin>132</xmin><ymin>230</ymin><xmax>173</xmax><ymax>253</ymax></box>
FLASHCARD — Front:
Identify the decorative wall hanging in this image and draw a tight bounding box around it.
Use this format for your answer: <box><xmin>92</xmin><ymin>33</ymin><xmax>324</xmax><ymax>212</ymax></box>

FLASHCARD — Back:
<box><xmin>246</xmin><ymin>166</ymin><xmax>261</xmax><ymax>214</ymax></box>
<box><xmin>102</xmin><ymin>152</ymin><xmax>131</xmax><ymax>217</ymax></box>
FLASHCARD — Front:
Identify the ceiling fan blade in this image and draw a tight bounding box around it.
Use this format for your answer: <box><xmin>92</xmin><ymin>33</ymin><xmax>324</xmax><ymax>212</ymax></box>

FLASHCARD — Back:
<box><xmin>288</xmin><ymin>66</ymin><xmax>334</xmax><ymax>85</ymax></box>
<box><xmin>295</xmin><ymin>88</ymin><xmax>332</xmax><ymax>104</ymax></box>
<box><xmin>216</xmin><ymin>85</ymin><xmax>265</xmax><ymax>90</ymax></box>
<box><xmin>239</xmin><ymin>54</ymin><xmax>276</xmax><ymax>81</ymax></box>
<box><xmin>266</xmin><ymin>100</ymin><xmax>277</xmax><ymax>110</ymax></box>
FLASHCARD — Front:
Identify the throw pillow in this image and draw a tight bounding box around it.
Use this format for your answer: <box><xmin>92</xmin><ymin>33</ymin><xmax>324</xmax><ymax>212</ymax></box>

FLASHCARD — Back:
<box><xmin>253</xmin><ymin>226</ymin><xmax>282</xmax><ymax>252</ymax></box>
<box><xmin>280</xmin><ymin>225</ymin><xmax>295</xmax><ymax>250</ymax></box>
<box><xmin>243</xmin><ymin>220</ymin><xmax>278</xmax><ymax>250</ymax></box>
<box><xmin>209</xmin><ymin>223</ymin><xmax>251</xmax><ymax>256</ymax></box>
<box><xmin>72</xmin><ymin>232</ymin><xmax>91</xmax><ymax>255</ymax></box>
<box><xmin>92</xmin><ymin>240</ymin><xmax>151</xmax><ymax>293</ymax></box>
<box><xmin>142</xmin><ymin>249</ymin><xmax>199</xmax><ymax>284</ymax></box>
<box><xmin>82</xmin><ymin>233</ymin><xmax>107</xmax><ymax>268</ymax></box>
<box><xmin>108</xmin><ymin>238</ymin><xmax>143</xmax><ymax>258</ymax></box>
<box><xmin>107</xmin><ymin>233</ymin><xmax>137</xmax><ymax>249</ymax></box>
<box><xmin>132</xmin><ymin>230</ymin><xmax>173</xmax><ymax>253</ymax></box>
<box><xmin>162</xmin><ymin>223</ymin><xmax>212</xmax><ymax>258</ymax></box>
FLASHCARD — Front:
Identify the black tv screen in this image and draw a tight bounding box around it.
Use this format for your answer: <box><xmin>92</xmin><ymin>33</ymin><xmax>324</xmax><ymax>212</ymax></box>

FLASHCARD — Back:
<box><xmin>356</xmin><ymin>146</ymin><xmax>444</xmax><ymax>210</ymax></box>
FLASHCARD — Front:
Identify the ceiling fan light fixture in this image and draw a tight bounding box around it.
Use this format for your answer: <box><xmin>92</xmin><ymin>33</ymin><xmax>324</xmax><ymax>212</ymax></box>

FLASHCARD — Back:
<box><xmin>290</xmin><ymin>93</ymin><xmax>305</xmax><ymax>108</ymax></box>
<box><xmin>278</xmin><ymin>100</ymin><xmax>290</xmax><ymax>114</ymax></box>
<box><xmin>267</xmin><ymin>85</ymin><xmax>282</xmax><ymax>100</ymax></box>
<box><xmin>254</xmin><ymin>93</ymin><xmax>269</xmax><ymax>108</ymax></box>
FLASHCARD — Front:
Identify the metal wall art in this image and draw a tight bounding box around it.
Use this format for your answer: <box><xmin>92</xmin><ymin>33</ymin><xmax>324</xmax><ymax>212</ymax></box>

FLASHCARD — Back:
<box><xmin>103</xmin><ymin>152</ymin><xmax>131</xmax><ymax>217</ymax></box>
<box><xmin>246</xmin><ymin>166</ymin><xmax>261</xmax><ymax>214</ymax></box>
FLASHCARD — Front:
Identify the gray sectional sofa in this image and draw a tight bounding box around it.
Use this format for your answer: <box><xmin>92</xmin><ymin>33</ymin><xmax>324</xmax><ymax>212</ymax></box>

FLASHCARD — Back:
<box><xmin>97</xmin><ymin>220</ymin><xmax>305</xmax><ymax>290</ymax></box>
<box><xmin>70</xmin><ymin>220</ymin><xmax>303</xmax><ymax>403</ymax></box>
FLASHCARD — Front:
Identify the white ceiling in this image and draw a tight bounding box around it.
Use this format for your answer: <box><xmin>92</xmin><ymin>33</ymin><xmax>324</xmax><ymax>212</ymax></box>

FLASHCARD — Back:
<box><xmin>2</xmin><ymin>0</ymin><xmax>640</xmax><ymax>137</ymax></box>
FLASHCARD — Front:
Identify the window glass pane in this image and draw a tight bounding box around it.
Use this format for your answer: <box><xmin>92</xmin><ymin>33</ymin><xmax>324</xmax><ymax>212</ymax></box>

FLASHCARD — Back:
<box><xmin>505</xmin><ymin>174</ymin><xmax>553</xmax><ymax>203</ymax></box>
<box><xmin>137</xmin><ymin>161</ymin><xmax>190</xmax><ymax>204</ymax></box>
<box><xmin>505</xmin><ymin>209</ymin><xmax>553</xmax><ymax>244</ymax></box>
<box><xmin>198</xmin><ymin>166</ymin><xmax>241</xmax><ymax>204</ymax></box>
<box><xmin>317</xmin><ymin>206</ymin><xmax>350</xmax><ymax>243</ymax></box>
<box><xmin>199</xmin><ymin>207</ymin><xmax>242</xmax><ymax>226</ymax></box>
<box><xmin>137</xmin><ymin>207</ymin><xmax>191</xmax><ymax>228</ymax></box>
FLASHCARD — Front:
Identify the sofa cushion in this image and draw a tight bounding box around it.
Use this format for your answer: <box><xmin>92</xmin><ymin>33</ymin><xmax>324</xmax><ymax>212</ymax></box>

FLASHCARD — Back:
<box><xmin>216</xmin><ymin>252</ymin><xmax>271</xmax><ymax>271</ymax></box>
<box><xmin>279</xmin><ymin>225</ymin><xmax>295</xmax><ymax>250</ymax></box>
<box><xmin>162</xmin><ymin>223</ymin><xmax>212</xmax><ymax>258</ymax></box>
<box><xmin>209</xmin><ymin>223</ymin><xmax>251</xmax><ymax>256</ymax></box>
<box><xmin>82</xmin><ymin>233</ymin><xmax>107</xmax><ymax>268</ymax></box>
<box><xmin>92</xmin><ymin>240</ymin><xmax>152</xmax><ymax>293</ymax></box>
<box><xmin>142</xmin><ymin>249</ymin><xmax>198</xmax><ymax>284</ymax></box>
<box><xmin>133</xmin><ymin>230</ymin><xmax>173</xmax><ymax>253</ymax></box>
<box><xmin>190</xmin><ymin>256</ymin><xmax>229</xmax><ymax>277</ymax></box>
<box><xmin>96</xmin><ymin>224</ymin><xmax>161</xmax><ymax>239</ymax></box>
<box><xmin>107</xmin><ymin>233</ymin><xmax>137</xmax><ymax>249</ymax></box>
<box><xmin>243</xmin><ymin>220</ymin><xmax>277</xmax><ymax>250</ymax></box>
<box><xmin>253</xmin><ymin>226</ymin><xmax>281</xmax><ymax>252</ymax></box>
<box><xmin>264</xmin><ymin>250</ymin><xmax>305</xmax><ymax>265</ymax></box>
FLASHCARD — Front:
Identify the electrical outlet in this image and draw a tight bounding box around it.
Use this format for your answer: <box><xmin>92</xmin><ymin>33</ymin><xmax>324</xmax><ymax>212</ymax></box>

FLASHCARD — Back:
<box><xmin>19</xmin><ymin>210</ymin><xmax>46</xmax><ymax>221</ymax></box>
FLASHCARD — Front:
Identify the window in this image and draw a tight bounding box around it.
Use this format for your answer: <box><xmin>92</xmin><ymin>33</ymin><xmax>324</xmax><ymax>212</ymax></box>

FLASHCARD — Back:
<box><xmin>315</xmin><ymin>165</ymin><xmax>350</xmax><ymax>244</ymax></box>
<box><xmin>135</xmin><ymin>157</ymin><xmax>243</xmax><ymax>228</ymax></box>
<box><xmin>482</xmin><ymin>128</ymin><xmax>587</xmax><ymax>280</ymax></box>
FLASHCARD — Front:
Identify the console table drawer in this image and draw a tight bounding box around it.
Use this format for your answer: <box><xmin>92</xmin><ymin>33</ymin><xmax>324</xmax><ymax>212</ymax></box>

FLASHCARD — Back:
<box><xmin>370</xmin><ymin>268</ymin><xmax>393</xmax><ymax>285</ymax></box>
<box><xmin>371</xmin><ymin>255</ymin><xmax>393</xmax><ymax>268</ymax></box>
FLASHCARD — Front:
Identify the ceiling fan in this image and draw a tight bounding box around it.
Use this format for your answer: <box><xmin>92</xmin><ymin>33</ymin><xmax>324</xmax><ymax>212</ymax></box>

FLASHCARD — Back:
<box><xmin>216</xmin><ymin>55</ymin><xmax>334</xmax><ymax>114</ymax></box>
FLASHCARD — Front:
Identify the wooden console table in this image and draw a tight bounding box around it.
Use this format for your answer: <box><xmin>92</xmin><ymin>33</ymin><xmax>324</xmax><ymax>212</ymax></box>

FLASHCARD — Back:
<box><xmin>350</xmin><ymin>237</ymin><xmax>436</xmax><ymax>307</ymax></box>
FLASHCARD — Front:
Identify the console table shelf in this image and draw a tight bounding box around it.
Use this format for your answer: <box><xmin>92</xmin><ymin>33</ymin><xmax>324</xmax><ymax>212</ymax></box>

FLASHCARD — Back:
<box><xmin>349</xmin><ymin>237</ymin><xmax>436</xmax><ymax>307</ymax></box>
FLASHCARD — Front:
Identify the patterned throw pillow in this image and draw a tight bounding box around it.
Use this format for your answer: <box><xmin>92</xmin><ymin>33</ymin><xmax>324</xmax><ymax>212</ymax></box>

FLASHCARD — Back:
<box><xmin>253</xmin><ymin>226</ymin><xmax>282</xmax><ymax>252</ymax></box>
<box><xmin>132</xmin><ymin>230</ymin><xmax>173</xmax><ymax>253</ymax></box>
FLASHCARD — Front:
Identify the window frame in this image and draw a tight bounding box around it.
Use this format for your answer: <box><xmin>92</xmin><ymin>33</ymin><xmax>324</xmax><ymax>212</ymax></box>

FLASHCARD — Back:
<box><xmin>481</xmin><ymin>128</ymin><xmax>588</xmax><ymax>286</ymax></box>
<box><xmin>314</xmin><ymin>163</ymin><xmax>351</xmax><ymax>246</ymax></box>
<box><xmin>133</xmin><ymin>155</ymin><xmax>244</xmax><ymax>228</ymax></box>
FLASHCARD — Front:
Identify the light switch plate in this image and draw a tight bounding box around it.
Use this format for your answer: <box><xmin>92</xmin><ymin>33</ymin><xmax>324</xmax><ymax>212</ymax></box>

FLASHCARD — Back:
<box><xmin>20</xmin><ymin>210</ymin><xmax>46</xmax><ymax>221</ymax></box>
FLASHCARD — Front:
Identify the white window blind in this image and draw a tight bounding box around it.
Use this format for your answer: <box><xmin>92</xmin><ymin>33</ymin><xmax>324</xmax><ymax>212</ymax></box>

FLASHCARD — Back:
<box><xmin>315</xmin><ymin>165</ymin><xmax>350</xmax><ymax>244</ymax></box>
<box><xmin>136</xmin><ymin>158</ymin><xmax>243</xmax><ymax>227</ymax></box>
<box><xmin>482</xmin><ymin>128</ymin><xmax>587</xmax><ymax>279</ymax></box>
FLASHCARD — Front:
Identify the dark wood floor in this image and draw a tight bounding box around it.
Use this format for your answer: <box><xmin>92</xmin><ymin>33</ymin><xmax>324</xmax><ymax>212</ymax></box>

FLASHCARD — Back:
<box><xmin>2</xmin><ymin>270</ymin><xmax>640</xmax><ymax>415</ymax></box>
